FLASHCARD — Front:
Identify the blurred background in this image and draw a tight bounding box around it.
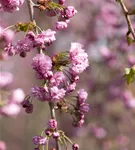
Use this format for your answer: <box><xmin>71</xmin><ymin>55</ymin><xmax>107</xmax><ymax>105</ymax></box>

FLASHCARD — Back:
<box><xmin>1</xmin><ymin>0</ymin><xmax>135</xmax><ymax>149</ymax></box>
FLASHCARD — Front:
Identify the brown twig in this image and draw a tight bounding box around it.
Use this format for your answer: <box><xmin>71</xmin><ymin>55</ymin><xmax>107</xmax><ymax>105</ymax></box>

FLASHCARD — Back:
<box><xmin>117</xmin><ymin>0</ymin><xmax>135</xmax><ymax>39</ymax></box>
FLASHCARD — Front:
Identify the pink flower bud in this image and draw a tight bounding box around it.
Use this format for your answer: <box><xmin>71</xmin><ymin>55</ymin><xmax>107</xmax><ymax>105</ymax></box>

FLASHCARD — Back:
<box><xmin>48</xmin><ymin>119</ymin><xmax>57</xmax><ymax>129</ymax></box>
<box><xmin>59</xmin><ymin>0</ymin><xmax>65</xmax><ymax>5</ymax></box>
<box><xmin>45</xmin><ymin>129</ymin><xmax>52</xmax><ymax>136</ymax></box>
<box><xmin>32</xmin><ymin>136</ymin><xmax>47</xmax><ymax>145</ymax></box>
<box><xmin>25</xmin><ymin>104</ymin><xmax>33</xmax><ymax>114</ymax></box>
<box><xmin>21</xmin><ymin>99</ymin><xmax>31</xmax><ymax>108</ymax></box>
<box><xmin>53</xmin><ymin>132</ymin><xmax>60</xmax><ymax>138</ymax></box>
<box><xmin>77</xmin><ymin>119</ymin><xmax>84</xmax><ymax>127</ymax></box>
<box><xmin>64</xmin><ymin>6</ymin><xmax>77</xmax><ymax>19</ymax></box>
<box><xmin>72</xmin><ymin>143</ymin><xmax>79</xmax><ymax>150</ymax></box>
<box><xmin>55</xmin><ymin>21</ymin><xmax>68</xmax><ymax>30</ymax></box>
<box><xmin>77</xmin><ymin>89</ymin><xmax>88</xmax><ymax>104</ymax></box>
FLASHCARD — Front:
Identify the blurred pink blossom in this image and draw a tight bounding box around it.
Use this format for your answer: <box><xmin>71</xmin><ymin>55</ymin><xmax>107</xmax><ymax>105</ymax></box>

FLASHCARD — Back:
<box><xmin>9</xmin><ymin>88</ymin><xmax>25</xmax><ymax>104</ymax></box>
<box><xmin>0</xmin><ymin>141</ymin><xmax>6</xmax><ymax>150</ymax></box>
<box><xmin>0</xmin><ymin>72</ymin><xmax>13</xmax><ymax>88</ymax></box>
<box><xmin>1</xmin><ymin>103</ymin><xmax>21</xmax><ymax>116</ymax></box>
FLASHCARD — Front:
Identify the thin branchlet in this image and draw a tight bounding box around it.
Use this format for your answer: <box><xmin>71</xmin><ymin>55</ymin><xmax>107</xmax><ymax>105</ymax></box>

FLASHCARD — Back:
<box><xmin>117</xmin><ymin>0</ymin><xmax>135</xmax><ymax>39</ymax></box>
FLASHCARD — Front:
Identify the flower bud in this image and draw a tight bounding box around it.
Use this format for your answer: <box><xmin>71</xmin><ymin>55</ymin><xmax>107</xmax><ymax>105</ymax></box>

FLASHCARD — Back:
<box><xmin>48</xmin><ymin>119</ymin><xmax>57</xmax><ymax>129</ymax></box>
<box><xmin>64</xmin><ymin>6</ymin><xmax>77</xmax><ymax>19</ymax></box>
<box><xmin>72</xmin><ymin>143</ymin><xmax>79</xmax><ymax>150</ymax></box>
<box><xmin>59</xmin><ymin>0</ymin><xmax>65</xmax><ymax>5</ymax></box>
<box><xmin>25</xmin><ymin>104</ymin><xmax>33</xmax><ymax>114</ymax></box>
<box><xmin>53</xmin><ymin>132</ymin><xmax>60</xmax><ymax>138</ymax></box>
<box><xmin>21</xmin><ymin>99</ymin><xmax>31</xmax><ymax>108</ymax></box>
<box><xmin>45</xmin><ymin>129</ymin><xmax>52</xmax><ymax>136</ymax></box>
<box><xmin>55</xmin><ymin>21</ymin><xmax>68</xmax><ymax>30</ymax></box>
<box><xmin>32</xmin><ymin>136</ymin><xmax>47</xmax><ymax>145</ymax></box>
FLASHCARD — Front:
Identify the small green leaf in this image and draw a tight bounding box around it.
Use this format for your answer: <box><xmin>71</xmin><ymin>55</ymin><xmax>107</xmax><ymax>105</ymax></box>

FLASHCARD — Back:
<box><xmin>48</xmin><ymin>2</ymin><xmax>65</xmax><ymax>10</ymax></box>
<box><xmin>126</xmin><ymin>36</ymin><xmax>135</xmax><ymax>46</ymax></box>
<box><xmin>16</xmin><ymin>22</ymin><xmax>35</xmax><ymax>32</ymax></box>
<box><xmin>124</xmin><ymin>67</ymin><xmax>135</xmax><ymax>84</ymax></box>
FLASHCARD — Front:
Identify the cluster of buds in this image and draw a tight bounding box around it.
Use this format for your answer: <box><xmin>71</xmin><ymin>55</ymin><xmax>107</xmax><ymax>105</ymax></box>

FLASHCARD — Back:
<box><xmin>4</xmin><ymin>26</ymin><xmax>56</xmax><ymax>57</ymax></box>
<box><xmin>37</xmin><ymin>0</ymin><xmax>77</xmax><ymax>30</ymax></box>
<box><xmin>32</xmin><ymin>119</ymin><xmax>79</xmax><ymax>150</ymax></box>
<box><xmin>74</xmin><ymin>89</ymin><xmax>89</xmax><ymax>127</ymax></box>
<box><xmin>21</xmin><ymin>96</ymin><xmax>34</xmax><ymax>114</ymax></box>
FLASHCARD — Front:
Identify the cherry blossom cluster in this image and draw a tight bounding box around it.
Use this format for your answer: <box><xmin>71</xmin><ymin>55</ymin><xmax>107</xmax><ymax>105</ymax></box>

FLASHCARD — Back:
<box><xmin>4</xmin><ymin>29</ymin><xmax>56</xmax><ymax>56</ymax></box>
<box><xmin>22</xmin><ymin>42</ymin><xmax>89</xmax><ymax>127</ymax></box>
<box><xmin>1</xmin><ymin>0</ymin><xmax>89</xmax><ymax>149</ymax></box>
<box><xmin>37</xmin><ymin>0</ymin><xmax>77</xmax><ymax>30</ymax></box>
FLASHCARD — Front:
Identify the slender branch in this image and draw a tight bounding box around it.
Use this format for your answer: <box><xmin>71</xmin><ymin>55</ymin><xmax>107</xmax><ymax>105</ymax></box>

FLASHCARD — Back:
<box><xmin>27</xmin><ymin>0</ymin><xmax>42</xmax><ymax>53</ymax></box>
<box><xmin>118</xmin><ymin>0</ymin><xmax>135</xmax><ymax>39</ymax></box>
<box><xmin>27</xmin><ymin>0</ymin><xmax>38</xmax><ymax>34</ymax></box>
<box><xmin>49</xmin><ymin>102</ymin><xmax>56</xmax><ymax>119</ymax></box>
<box><xmin>49</xmin><ymin>102</ymin><xmax>61</xmax><ymax>150</ymax></box>
<box><xmin>27</xmin><ymin>1</ymin><xmax>60</xmax><ymax>149</ymax></box>
<box><xmin>27</xmin><ymin>0</ymin><xmax>35</xmax><ymax>24</ymax></box>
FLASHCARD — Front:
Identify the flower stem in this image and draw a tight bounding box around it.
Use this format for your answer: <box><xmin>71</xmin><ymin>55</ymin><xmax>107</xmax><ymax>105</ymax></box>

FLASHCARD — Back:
<box><xmin>26</xmin><ymin>0</ymin><xmax>43</xmax><ymax>53</ymax></box>
<box><xmin>49</xmin><ymin>102</ymin><xmax>61</xmax><ymax>150</ymax></box>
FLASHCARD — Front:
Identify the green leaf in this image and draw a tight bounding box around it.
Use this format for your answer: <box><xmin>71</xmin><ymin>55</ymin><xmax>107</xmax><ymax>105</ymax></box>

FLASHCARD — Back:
<box><xmin>16</xmin><ymin>22</ymin><xmax>35</xmax><ymax>32</ymax></box>
<box><xmin>124</xmin><ymin>67</ymin><xmax>135</xmax><ymax>84</ymax></box>
<box><xmin>126</xmin><ymin>36</ymin><xmax>135</xmax><ymax>46</ymax></box>
<box><xmin>48</xmin><ymin>2</ymin><xmax>65</xmax><ymax>10</ymax></box>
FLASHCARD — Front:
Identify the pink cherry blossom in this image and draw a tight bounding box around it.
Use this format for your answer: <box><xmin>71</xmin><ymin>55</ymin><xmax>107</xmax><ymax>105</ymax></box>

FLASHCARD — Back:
<box><xmin>50</xmin><ymin>72</ymin><xmax>65</xmax><ymax>86</ymax></box>
<box><xmin>69</xmin><ymin>43</ymin><xmax>89</xmax><ymax>75</ymax></box>
<box><xmin>32</xmin><ymin>53</ymin><xmax>52</xmax><ymax>79</ymax></box>
<box><xmin>64</xmin><ymin>6</ymin><xmax>77</xmax><ymax>19</ymax></box>
<box><xmin>0</xmin><ymin>0</ymin><xmax>24</xmax><ymax>12</ymax></box>
<box><xmin>50</xmin><ymin>86</ymin><xmax>66</xmax><ymax>102</ymax></box>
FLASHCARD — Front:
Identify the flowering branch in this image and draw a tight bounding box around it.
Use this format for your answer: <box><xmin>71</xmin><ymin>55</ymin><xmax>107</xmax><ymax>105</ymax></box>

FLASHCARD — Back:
<box><xmin>1</xmin><ymin>0</ymin><xmax>89</xmax><ymax>149</ymax></box>
<box><xmin>116</xmin><ymin>0</ymin><xmax>135</xmax><ymax>40</ymax></box>
<box><xmin>27</xmin><ymin>0</ymin><xmax>61</xmax><ymax>149</ymax></box>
